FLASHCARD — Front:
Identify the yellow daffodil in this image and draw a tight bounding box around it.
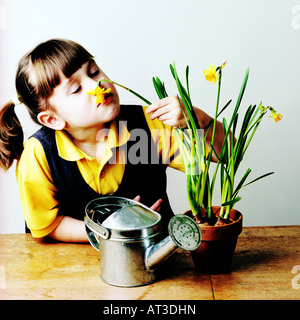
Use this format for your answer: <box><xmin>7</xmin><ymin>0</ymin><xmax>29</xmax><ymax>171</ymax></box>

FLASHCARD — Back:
<box><xmin>87</xmin><ymin>86</ymin><xmax>111</xmax><ymax>104</ymax></box>
<box><xmin>203</xmin><ymin>64</ymin><xmax>219</xmax><ymax>84</ymax></box>
<box><xmin>268</xmin><ymin>107</ymin><xmax>283</xmax><ymax>123</ymax></box>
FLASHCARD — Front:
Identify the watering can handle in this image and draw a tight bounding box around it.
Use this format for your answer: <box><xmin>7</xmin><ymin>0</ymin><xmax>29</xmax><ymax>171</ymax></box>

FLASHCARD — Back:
<box><xmin>85</xmin><ymin>225</ymin><xmax>100</xmax><ymax>251</ymax></box>
<box><xmin>84</xmin><ymin>215</ymin><xmax>110</xmax><ymax>251</ymax></box>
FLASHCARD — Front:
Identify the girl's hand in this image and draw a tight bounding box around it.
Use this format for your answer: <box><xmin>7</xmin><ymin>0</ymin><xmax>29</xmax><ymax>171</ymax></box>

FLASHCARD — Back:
<box><xmin>146</xmin><ymin>96</ymin><xmax>187</xmax><ymax>128</ymax></box>
<box><xmin>133</xmin><ymin>195</ymin><xmax>163</xmax><ymax>213</ymax></box>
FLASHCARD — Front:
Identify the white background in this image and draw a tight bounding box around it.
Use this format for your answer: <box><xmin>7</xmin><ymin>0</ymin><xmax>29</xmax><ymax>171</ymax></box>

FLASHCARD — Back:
<box><xmin>0</xmin><ymin>0</ymin><xmax>299</xmax><ymax>233</ymax></box>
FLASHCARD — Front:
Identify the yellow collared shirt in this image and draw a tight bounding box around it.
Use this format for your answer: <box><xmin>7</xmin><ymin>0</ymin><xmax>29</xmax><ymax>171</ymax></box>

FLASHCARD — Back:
<box><xmin>16</xmin><ymin>107</ymin><xmax>184</xmax><ymax>238</ymax></box>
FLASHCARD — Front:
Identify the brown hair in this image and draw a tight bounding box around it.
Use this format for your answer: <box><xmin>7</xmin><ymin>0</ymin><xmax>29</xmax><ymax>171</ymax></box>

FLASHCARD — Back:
<box><xmin>0</xmin><ymin>39</ymin><xmax>93</xmax><ymax>170</ymax></box>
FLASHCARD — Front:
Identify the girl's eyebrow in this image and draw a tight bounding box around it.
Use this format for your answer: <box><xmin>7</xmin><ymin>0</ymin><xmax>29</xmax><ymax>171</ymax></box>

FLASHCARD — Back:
<box><xmin>62</xmin><ymin>77</ymin><xmax>75</xmax><ymax>94</ymax></box>
<box><xmin>88</xmin><ymin>58</ymin><xmax>97</xmax><ymax>65</ymax></box>
<box><xmin>88</xmin><ymin>59</ymin><xmax>100</xmax><ymax>72</ymax></box>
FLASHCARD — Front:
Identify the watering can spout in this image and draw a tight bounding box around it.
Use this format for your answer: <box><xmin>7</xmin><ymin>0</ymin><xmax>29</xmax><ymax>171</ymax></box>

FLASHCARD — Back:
<box><xmin>145</xmin><ymin>214</ymin><xmax>202</xmax><ymax>270</ymax></box>
<box><xmin>145</xmin><ymin>236</ymin><xmax>178</xmax><ymax>270</ymax></box>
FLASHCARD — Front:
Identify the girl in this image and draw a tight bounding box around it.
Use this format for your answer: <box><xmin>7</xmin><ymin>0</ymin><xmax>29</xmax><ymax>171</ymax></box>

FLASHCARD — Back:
<box><xmin>0</xmin><ymin>39</ymin><xmax>225</xmax><ymax>242</ymax></box>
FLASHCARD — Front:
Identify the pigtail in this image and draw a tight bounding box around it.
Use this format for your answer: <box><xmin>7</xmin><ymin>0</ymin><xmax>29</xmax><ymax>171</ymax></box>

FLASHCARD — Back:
<box><xmin>0</xmin><ymin>101</ymin><xmax>24</xmax><ymax>170</ymax></box>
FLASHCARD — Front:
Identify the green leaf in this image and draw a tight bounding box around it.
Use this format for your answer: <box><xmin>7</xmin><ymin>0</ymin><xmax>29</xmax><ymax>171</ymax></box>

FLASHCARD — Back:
<box><xmin>186</xmin><ymin>65</ymin><xmax>190</xmax><ymax>97</ymax></box>
<box><xmin>217</xmin><ymin>99</ymin><xmax>232</xmax><ymax>118</ymax></box>
<box><xmin>232</xmin><ymin>168</ymin><xmax>251</xmax><ymax>197</ymax></box>
<box><xmin>222</xmin><ymin>117</ymin><xmax>231</xmax><ymax>165</ymax></box>
<box><xmin>225</xmin><ymin>67</ymin><xmax>249</xmax><ymax>136</ymax></box>
<box><xmin>221</xmin><ymin>196</ymin><xmax>242</xmax><ymax>207</ymax></box>
<box><xmin>216</xmin><ymin>69</ymin><xmax>249</xmax><ymax>176</ymax></box>
<box><xmin>152</xmin><ymin>77</ymin><xmax>166</xmax><ymax>99</ymax></box>
<box><xmin>211</xmin><ymin>144</ymin><xmax>233</xmax><ymax>193</ymax></box>
<box><xmin>247</xmin><ymin>104</ymin><xmax>260</xmax><ymax>130</ymax></box>
<box><xmin>242</xmin><ymin>172</ymin><xmax>274</xmax><ymax>188</ymax></box>
<box><xmin>155</xmin><ymin>77</ymin><xmax>168</xmax><ymax>98</ymax></box>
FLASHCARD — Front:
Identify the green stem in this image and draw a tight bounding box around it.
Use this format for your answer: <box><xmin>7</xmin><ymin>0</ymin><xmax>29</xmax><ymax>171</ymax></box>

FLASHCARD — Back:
<box><xmin>208</xmin><ymin>69</ymin><xmax>222</xmax><ymax>164</ymax></box>
<box><xmin>206</xmin><ymin>68</ymin><xmax>223</xmax><ymax>211</ymax></box>
<box><xmin>98</xmin><ymin>79</ymin><xmax>152</xmax><ymax>105</ymax></box>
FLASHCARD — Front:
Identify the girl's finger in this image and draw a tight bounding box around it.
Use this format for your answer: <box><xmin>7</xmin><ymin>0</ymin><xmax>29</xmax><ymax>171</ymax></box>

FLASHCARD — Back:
<box><xmin>133</xmin><ymin>196</ymin><xmax>162</xmax><ymax>213</ymax></box>
<box><xmin>133</xmin><ymin>195</ymin><xmax>141</xmax><ymax>202</ymax></box>
<box><xmin>158</xmin><ymin>112</ymin><xmax>174</xmax><ymax>122</ymax></box>
<box><xmin>146</xmin><ymin>97</ymin><xmax>172</xmax><ymax>114</ymax></box>
<box><xmin>150</xmin><ymin>198</ymin><xmax>163</xmax><ymax>212</ymax></box>
<box><xmin>149</xmin><ymin>105</ymin><xmax>171</xmax><ymax>121</ymax></box>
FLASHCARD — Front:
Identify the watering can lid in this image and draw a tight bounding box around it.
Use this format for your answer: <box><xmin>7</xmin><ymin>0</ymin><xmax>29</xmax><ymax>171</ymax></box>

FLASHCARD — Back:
<box><xmin>86</xmin><ymin>196</ymin><xmax>161</xmax><ymax>231</ymax></box>
<box><xmin>102</xmin><ymin>204</ymin><xmax>160</xmax><ymax>230</ymax></box>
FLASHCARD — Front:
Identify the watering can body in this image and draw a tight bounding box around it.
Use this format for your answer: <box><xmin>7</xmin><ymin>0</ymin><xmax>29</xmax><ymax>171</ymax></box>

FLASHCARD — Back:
<box><xmin>85</xmin><ymin>196</ymin><xmax>201</xmax><ymax>287</ymax></box>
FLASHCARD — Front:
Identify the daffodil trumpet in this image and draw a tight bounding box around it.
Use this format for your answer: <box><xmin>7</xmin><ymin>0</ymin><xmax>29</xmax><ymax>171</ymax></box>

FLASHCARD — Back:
<box><xmin>268</xmin><ymin>107</ymin><xmax>283</xmax><ymax>123</ymax></box>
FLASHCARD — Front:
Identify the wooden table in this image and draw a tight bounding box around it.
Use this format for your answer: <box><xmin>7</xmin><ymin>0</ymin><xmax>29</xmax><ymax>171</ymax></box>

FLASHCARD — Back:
<box><xmin>0</xmin><ymin>226</ymin><xmax>299</xmax><ymax>300</ymax></box>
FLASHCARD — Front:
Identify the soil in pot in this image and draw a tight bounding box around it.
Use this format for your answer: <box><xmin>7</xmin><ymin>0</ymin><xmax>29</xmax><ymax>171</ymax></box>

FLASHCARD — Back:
<box><xmin>189</xmin><ymin>207</ymin><xmax>243</xmax><ymax>273</ymax></box>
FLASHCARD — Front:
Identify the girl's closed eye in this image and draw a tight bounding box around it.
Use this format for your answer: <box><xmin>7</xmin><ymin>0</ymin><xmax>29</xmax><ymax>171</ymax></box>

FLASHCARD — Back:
<box><xmin>89</xmin><ymin>69</ymin><xmax>100</xmax><ymax>78</ymax></box>
<box><xmin>88</xmin><ymin>61</ymin><xmax>101</xmax><ymax>78</ymax></box>
<box><xmin>72</xmin><ymin>85</ymin><xmax>82</xmax><ymax>95</ymax></box>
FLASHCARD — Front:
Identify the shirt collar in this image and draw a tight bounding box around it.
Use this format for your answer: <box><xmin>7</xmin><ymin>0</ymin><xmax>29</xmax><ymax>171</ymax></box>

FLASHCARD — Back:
<box><xmin>56</xmin><ymin>119</ymin><xmax>130</xmax><ymax>161</ymax></box>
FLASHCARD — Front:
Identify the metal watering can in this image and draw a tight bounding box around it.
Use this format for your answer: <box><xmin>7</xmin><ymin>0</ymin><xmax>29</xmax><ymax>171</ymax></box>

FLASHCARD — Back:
<box><xmin>85</xmin><ymin>196</ymin><xmax>202</xmax><ymax>287</ymax></box>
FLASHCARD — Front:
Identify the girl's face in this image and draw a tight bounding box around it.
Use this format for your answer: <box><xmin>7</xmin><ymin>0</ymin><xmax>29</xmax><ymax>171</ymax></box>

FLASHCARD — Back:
<box><xmin>46</xmin><ymin>60</ymin><xmax>120</xmax><ymax>131</ymax></box>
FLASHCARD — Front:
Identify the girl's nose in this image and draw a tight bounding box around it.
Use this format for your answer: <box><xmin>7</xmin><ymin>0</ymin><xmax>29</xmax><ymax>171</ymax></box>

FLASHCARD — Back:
<box><xmin>83</xmin><ymin>76</ymin><xmax>98</xmax><ymax>90</ymax></box>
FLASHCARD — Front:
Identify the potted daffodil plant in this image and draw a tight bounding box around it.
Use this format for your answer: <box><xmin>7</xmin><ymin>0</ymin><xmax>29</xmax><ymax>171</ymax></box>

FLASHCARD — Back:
<box><xmin>95</xmin><ymin>61</ymin><xmax>282</xmax><ymax>273</ymax></box>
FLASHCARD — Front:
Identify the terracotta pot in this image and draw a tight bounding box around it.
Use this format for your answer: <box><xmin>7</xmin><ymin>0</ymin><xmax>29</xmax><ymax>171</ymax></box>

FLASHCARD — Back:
<box><xmin>189</xmin><ymin>206</ymin><xmax>243</xmax><ymax>273</ymax></box>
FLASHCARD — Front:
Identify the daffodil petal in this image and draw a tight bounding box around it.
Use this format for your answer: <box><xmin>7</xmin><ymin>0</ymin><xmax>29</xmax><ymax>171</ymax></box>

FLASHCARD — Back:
<box><xmin>103</xmin><ymin>88</ymin><xmax>111</xmax><ymax>94</ymax></box>
<box><xmin>87</xmin><ymin>89</ymin><xmax>96</xmax><ymax>95</ymax></box>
